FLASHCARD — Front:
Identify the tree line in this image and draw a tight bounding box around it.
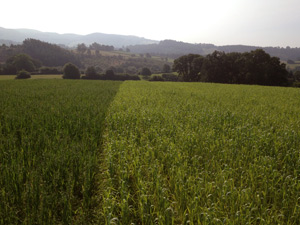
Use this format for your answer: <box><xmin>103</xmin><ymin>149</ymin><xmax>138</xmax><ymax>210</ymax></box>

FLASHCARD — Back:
<box><xmin>129</xmin><ymin>39</ymin><xmax>300</xmax><ymax>61</ymax></box>
<box><xmin>0</xmin><ymin>39</ymin><xmax>172</xmax><ymax>75</ymax></box>
<box><xmin>173</xmin><ymin>49</ymin><xmax>289</xmax><ymax>86</ymax></box>
<box><xmin>76</xmin><ymin>43</ymin><xmax>115</xmax><ymax>54</ymax></box>
<box><xmin>0</xmin><ymin>39</ymin><xmax>80</xmax><ymax>70</ymax></box>
<box><xmin>62</xmin><ymin>63</ymin><xmax>140</xmax><ymax>81</ymax></box>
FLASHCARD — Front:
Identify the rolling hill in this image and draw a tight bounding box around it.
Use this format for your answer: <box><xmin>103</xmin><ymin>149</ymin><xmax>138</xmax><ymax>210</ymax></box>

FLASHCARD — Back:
<box><xmin>0</xmin><ymin>27</ymin><xmax>158</xmax><ymax>48</ymax></box>
<box><xmin>1</xmin><ymin>27</ymin><xmax>300</xmax><ymax>61</ymax></box>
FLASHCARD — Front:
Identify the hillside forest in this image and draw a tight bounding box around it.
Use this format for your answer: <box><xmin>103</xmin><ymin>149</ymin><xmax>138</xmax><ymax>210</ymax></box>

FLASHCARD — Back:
<box><xmin>1</xmin><ymin>38</ymin><xmax>300</xmax><ymax>86</ymax></box>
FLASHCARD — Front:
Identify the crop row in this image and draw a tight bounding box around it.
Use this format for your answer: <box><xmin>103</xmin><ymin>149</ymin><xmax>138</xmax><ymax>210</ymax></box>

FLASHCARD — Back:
<box><xmin>101</xmin><ymin>81</ymin><xmax>300</xmax><ymax>224</ymax></box>
<box><xmin>0</xmin><ymin>80</ymin><xmax>121</xmax><ymax>224</ymax></box>
<box><xmin>1</xmin><ymin>80</ymin><xmax>300</xmax><ymax>224</ymax></box>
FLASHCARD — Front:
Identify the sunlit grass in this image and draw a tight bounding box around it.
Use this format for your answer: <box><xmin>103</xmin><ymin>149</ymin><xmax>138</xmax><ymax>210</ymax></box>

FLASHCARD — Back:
<box><xmin>2</xmin><ymin>79</ymin><xmax>300</xmax><ymax>224</ymax></box>
<box><xmin>101</xmin><ymin>81</ymin><xmax>300</xmax><ymax>224</ymax></box>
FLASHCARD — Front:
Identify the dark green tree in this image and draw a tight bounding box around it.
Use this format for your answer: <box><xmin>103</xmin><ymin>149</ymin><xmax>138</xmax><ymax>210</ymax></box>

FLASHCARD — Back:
<box><xmin>77</xmin><ymin>43</ymin><xmax>88</xmax><ymax>54</ymax></box>
<box><xmin>105</xmin><ymin>69</ymin><xmax>115</xmax><ymax>76</ymax></box>
<box><xmin>141</xmin><ymin>67</ymin><xmax>152</xmax><ymax>76</ymax></box>
<box><xmin>202</xmin><ymin>51</ymin><xmax>240</xmax><ymax>84</ymax></box>
<box><xmin>149</xmin><ymin>75</ymin><xmax>164</xmax><ymax>81</ymax></box>
<box><xmin>23</xmin><ymin>39</ymin><xmax>80</xmax><ymax>67</ymax></box>
<box><xmin>173</xmin><ymin>54</ymin><xmax>203</xmax><ymax>82</ymax></box>
<box><xmin>294</xmin><ymin>71</ymin><xmax>300</xmax><ymax>81</ymax></box>
<box><xmin>85</xmin><ymin>66</ymin><xmax>97</xmax><ymax>77</ymax></box>
<box><xmin>90</xmin><ymin>42</ymin><xmax>101</xmax><ymax>51</ymax></box>
<box><xmin>62</xmin><ymin>63</ymin><xmax>81</xmax><ymax>79</ymax></box>
<box><xmin>83</xmin><ymin>66</ymin><xmax>100</xmax><ymax>79</ymax></box>
<box><xmin>201</xmin><ymin>49</ymin><xmax>288</xmax><ymax>86</ymax></box>
<box><xmin>241</xmin><ymin>49</ymin><xmax>288</xmax><ymax>86</ymax></box>
<box><xmin>162</xmin><ymin>64</ymin><xmax>171</xmax><ymax>73</ymax></box>
<box><xmin>6</xmin><ymin>53</ymin><xmax>36</xmax><ymax>73</ymax></box>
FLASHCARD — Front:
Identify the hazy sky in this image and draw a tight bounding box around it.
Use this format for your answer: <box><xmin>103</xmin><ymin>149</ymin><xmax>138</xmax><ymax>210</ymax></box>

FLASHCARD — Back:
<box><xmin>1</xmin><ymin>0</ymin><xmax>300</xmax><ymax>47</ymax></box>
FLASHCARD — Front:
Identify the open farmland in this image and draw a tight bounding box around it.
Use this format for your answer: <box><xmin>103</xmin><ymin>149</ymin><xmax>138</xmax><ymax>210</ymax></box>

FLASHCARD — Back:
<box><xmin>0</xmin><ymin>75</ymin><xmax>63</xmax><ymax>80</ymax></box>
<box><xmin>1</xmin><ymin>80</ymin><xmax>300</xmax><ymax>224</ymax></box>
<box><xmin>0</xmin><ymin>80</ymin><xmax>121</xmax><ymax>224</ymax></box>
<box><xmin>101</xmin><ymin>82</ymin><xmax>300</xmax><ymax>224</ymax></box>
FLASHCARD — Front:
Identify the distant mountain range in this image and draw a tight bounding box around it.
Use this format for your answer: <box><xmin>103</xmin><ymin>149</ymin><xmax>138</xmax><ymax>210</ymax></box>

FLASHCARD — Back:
<box><xmin>0</xmin><ymin>27</ymin><xmax>158</xmax><ymax>48</ymax></box>
<box><xmin>1</xmin><ymin>27</ymin><xmax>300</xmax><ymax>61</ymax></box>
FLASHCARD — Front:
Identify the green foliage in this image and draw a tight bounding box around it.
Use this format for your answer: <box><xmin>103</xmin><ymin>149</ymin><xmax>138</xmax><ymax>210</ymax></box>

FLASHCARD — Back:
<box><xmin>101</xmin><ymin>81</ymin><xmax>300</xmax><ymax>224</ymax></box>
<box><xmin>294</xmin><ymin>71</ymin><xmax>300</xmax><ymax>81</ymax></box>
<box><xmin>85</xmin><ymin>66</ymin><xmax>98</xmax><ymax>77</ymax></box>
<box><xmin>129</xmin><ymin>40</ymin><xmax>300</xmax><ymax>61</ymax></box>
<box><xmin>82</xmin><ymin>66</ymin><xmax>104</xmax><ymax>80</ymax></box>
<box><xmin>162</xmin><ymin>64</ymin><xmax>171</xmax><ymax>73</ymax></box>
<box><xmin>105</xmin><ymin>69</ymin><xmax>115</xmax><ymax>76</ymax></box>
<box><xmin>76</xmin><ymin>43</ymin><xmax>88</xmax><ymax>53</ymax></box>
<box><xmin>15</xmin><ymin>69</ymin><xmax>31</xmax><ymax>79</ymax></box>
<box><xmin>0</xmin><ymin>39</ymin><xmax>170</xmax><ymax>76</ymax></box>
<box><xmin>149</xmin><ymin>75</ymin><xmax>165</xmax><ymax>81</ymax></box>
<box><xmin>102</xmin><ymin>72</ymin><xmax>140</xmax><ymax>81</ymax></box>
<box><xmin>129</xmin><ymin>39</ymin><xmax>206</xmax><ymax>58</ymax></box>
<box><xmin>89</xmin><ymin>42</ymin><xmax>114</xmax><ymax>51</ymax></box>
<box><xmin>23</xmin><ymin>39</ymin><xmax>80</xmax><ymax>67</ymax></box>
<box><xmin>39</xmin><ymin>67</ymin><xmax>61</xmax><ymax>75</ymax></box>
<box><xmin>173</xmin><ymin>54</ymin><xmax>204</xmax><ymax>82</ymax></box>
<box><xmin>173</xmin><ymin>50</ymin><xmax>289</xmax><ymax>86</ymax></box>
<box><xmin>141</xmin><ymin>67</ymin><xmax>152</xmax><ymax>76</ymax></box>
<box><xmin>63</xmin><ymin>63</ymin><xmax>81</xmax><ymax>79</ymax></box>
<box><xmin>0</xmin><ymin>80</ymin><xmax>121</xmax><ymax>224</ymax></box>
<box><xmin>292</xmin><ymin>81</ymin><xmax>300</xmax><ymax>88</ymax></box>
<box><xmin>6</xmin><ymin>53</ymin><xmax>36</xmax><ymax>74</ymax></box>
<box><xmin>162</xmin><ymin>73</ymin><xmax>178</xmax><ymax>81</ymax></box>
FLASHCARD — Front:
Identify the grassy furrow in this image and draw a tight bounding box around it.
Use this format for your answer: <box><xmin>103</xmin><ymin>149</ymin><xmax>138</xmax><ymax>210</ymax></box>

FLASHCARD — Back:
<box><xmin>0</xmin><ymin>80</ymin><xmax>121</xmax><ymax>224</ymax></box>
<box><xmin>101</xmin><ymin>81</ymin><xmax>300</xmax><ymax>224</ymax></box>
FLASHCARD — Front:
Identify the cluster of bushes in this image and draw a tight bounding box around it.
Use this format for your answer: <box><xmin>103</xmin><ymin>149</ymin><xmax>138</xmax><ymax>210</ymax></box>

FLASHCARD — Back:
<box><xmin>291</xmin><ymin>71</ymin><xmax>300</xmax><ymax>87</ymax></box>
<box><xmin>98</xmin><ymin>73</ymin><xmax>140</xmax><ymax>81</ymax></box>
<box><xmin>0</xmin><ymin>53</ymin><xmax>38</xmax><ymax>75</ymax></box>
<box><xmin>149</xmin><ymin>73</ymin><xmax>178</xmax><ymax>82</ymax></box>
<box><xmin>15</xmin><ymin>70</ymin><xmax>31</xmax><ymax>79</ymax></box>
<box><xmin>63</xmin><ymin>64</ymin><xmax>140</xmax><ymax>81</ymax></box>
<box><xmin>39</xmin><ymin>67</ymin><xmax>62</xmax><ymax>74</ymax></box>
<box><xmin>0</xmin><ymin>53</ymin><xmax>63</xmax><ymax>76</ymax></box>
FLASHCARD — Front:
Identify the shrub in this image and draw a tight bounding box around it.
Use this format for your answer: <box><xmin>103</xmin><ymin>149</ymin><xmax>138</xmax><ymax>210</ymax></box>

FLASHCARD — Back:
<box><xmin>102</xmin><ymin>73</ymin><xmax>140</xmax><ymax>81</ymax></box>
<box><xmin>105</xmin><ymin>69</ymin><xmax>115</xmax><ymax>76</ymax></box>
<box><xmin>62</xmin><ymin>63</ymin><xmax>80</xmax><ymax>79</ymax></box>
<box><xmin>39</xmin><ymin>67</ymin><xmax>61</xmax><ymax>74</ymax></box>
<box><xmin>140</xmin><ymin>67</ymin><xmax>152</xmax><ymax>76</ymax></box>
<box><xmin>149</xmin><ymin>75</ymin><xmax>165</xmax><ymax>81</ymax></box>
<box><xmin>293</xmin><ymin>81</ymin><xmax>300</xmax><ymax>88</ymax></box>
<box><xmin>15</xmin><ymin>70</ymin><xmax>31</xmax><ymax>79</ymax></box>
<box><xmin>162</xmin><ymin>64</ymin><xmax>171</xmax><ymax>73</ymax></box>
<box><xmin>82</xmin><ymin>66</ymin><xmax>101</xmax><ymax>80</ymax></box>
<box><xmin>162</xmin><ymin>73</ymin><xmax>178</xmax><ymax>82</ymax></box>
<box><xmin>7</xmin><ymin>54</ymin><xmax>36</xmax><ymax>73</ymax></box>
<box><xmin>294</xmin><ymin>71</ymin><xmax>300</xmax><ymax>81</ymax></box>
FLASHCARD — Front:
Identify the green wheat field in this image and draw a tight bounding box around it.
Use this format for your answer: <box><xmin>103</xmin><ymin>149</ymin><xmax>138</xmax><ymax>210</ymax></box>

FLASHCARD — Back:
<box><xmin>1</xmin><ymin>80</ymin><xmax>300</xmax><ymax>224</ymax></box>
